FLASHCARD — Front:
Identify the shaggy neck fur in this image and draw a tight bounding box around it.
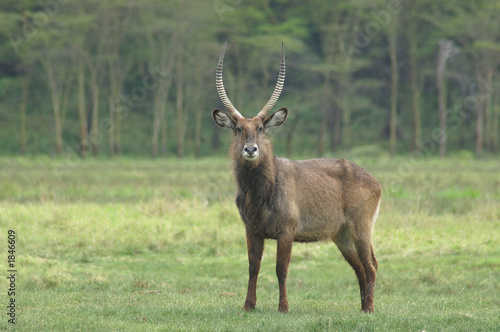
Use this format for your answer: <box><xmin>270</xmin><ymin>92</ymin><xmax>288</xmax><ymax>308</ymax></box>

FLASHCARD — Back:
<box><xmin>231</xmin><ymin>137</ymin><xmax>276</xmax><ymax>205</ymax></box>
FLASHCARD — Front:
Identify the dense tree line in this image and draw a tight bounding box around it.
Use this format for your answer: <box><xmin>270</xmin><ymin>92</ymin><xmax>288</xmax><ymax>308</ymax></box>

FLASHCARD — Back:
<box><xmin>0</xmin><ymin>0</ymin><xmax>499</xmax><ymax>158</ymax></box>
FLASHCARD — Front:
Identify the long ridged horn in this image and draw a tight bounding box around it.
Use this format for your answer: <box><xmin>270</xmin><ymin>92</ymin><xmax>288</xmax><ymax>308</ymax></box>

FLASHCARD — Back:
<box><xmin>216</xmin><ymin>42</ymin><xmax>242</xmax><ymax>119</ymax></box>
<box><xmin>256</xmin><ymin>42</ymin><xmax>286</xmax><ymax>119</ymax></box>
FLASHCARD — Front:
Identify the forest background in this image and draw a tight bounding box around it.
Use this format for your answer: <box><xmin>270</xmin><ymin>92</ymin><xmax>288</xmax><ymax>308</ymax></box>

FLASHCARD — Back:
<box><xmin>0</xmin><ymin>0</ymin><xmax>499</xmax><ymax>159</ymax></box>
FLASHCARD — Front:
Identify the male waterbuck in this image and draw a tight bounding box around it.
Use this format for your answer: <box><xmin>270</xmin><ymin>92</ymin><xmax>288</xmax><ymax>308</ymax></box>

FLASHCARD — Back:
<box><xmin>212</xmin><ymin>42</ymin><xmax>382</xmax><ymax>313</ymax></box>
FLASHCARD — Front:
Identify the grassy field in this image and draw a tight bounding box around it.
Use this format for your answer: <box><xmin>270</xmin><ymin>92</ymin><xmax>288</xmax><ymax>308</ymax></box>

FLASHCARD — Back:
<box><xmin>1</xmin><ymin>156</ymin><xmax>499</xmax><ymax>331</ymax></box>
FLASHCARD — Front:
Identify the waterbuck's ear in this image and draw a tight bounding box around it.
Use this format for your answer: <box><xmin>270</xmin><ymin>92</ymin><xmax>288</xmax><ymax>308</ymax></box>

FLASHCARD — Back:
<box><xmin>212</xmin><ymin>109</ymin><xmax>235</xmax><ymax>129</ymax></box>
<box><xmin>264</xmin><ymin>108</ymin><xmax>288</xmax><ymax>129</ymax></box>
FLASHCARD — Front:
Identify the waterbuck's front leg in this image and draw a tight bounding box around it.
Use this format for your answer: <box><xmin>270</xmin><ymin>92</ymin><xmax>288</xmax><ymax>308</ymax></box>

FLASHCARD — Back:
<box><xmin>243</xmin><ymin>229</ymin><xmax>264</xmax><ymax>311</ymax></box>
<box><xmin>276</xmin><ymin>235</ymin><xmax>293</xmax><ymax>313</ymax></box>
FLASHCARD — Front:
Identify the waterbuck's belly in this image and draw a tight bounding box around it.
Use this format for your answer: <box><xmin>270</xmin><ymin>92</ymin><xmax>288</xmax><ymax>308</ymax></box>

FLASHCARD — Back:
<box><xmin>237</xmin><ymin>196</ymin><xmax>344</xmax><ymax>243</ymax></box>
<box><xmin>293</xmin><ymin>207</ymin><xmax>344</xmax><ymax>242</ymax></box>
<box><xmin>249</xmin><ymin>212</ymin><xmax>344</xmax><ymax>242</ymax></box>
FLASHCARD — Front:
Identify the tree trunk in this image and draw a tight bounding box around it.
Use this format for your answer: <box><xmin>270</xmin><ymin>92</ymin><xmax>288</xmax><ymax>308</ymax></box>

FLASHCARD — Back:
<box><xmin>115</xmin><ymin>100</ymin><xmax>122</xmax><ymax>156</ymax></box>
<box><xmin>437</xmin><ymin>45</ymin><xmax>447</xmax><ymax>158</ymax></box>
<box><xmin>476</xmin><ymin>97</ymin><xmax>484</xmax><ymax>158</ymax></box>
<box><xmin>108</xmin><ymin>94</ymin><xmax>115</xmax><ymax>158</ymax></box>
<box><xmin>211</xmin><ymin>129</ymin><xmax>220</xmax><ymax>151</ymax></box>
<box><xmin>492</xmin><ymin>88</ymin><xmax>499</xmax><ymax>154</ymax></box>
<box><xmin>342</xmin><ymin>97</ymin><xmax>351</xmax><ymax>151</ymax></box>
<box><xmin>44</xmin><ymin>60</ymin><xmax>63</xmax><ymax>155</ymax></box>
<box><xmin>333</xmin><ymin>105</ymin><xmax>342</xmax><ymax>150</ymax></box>
<box><xmin>388</xmin><ymin>21</ymin><xmax>398</xmax><ymax>158</ymax></box>
<box><xmin>437</xmin><ymin>40</ymin><xmax>459</xmax><ymax>157</ymax></box>
<box><xmin>108</xmin><ymin>60</ymin><xmax>117</xmax><ymax>158</ymax></box>
<box><xmin>151</xmin><ymin>35</ymin><xmax>175</xmax><ymax>158</ymax></box>
<box><xmin>341</xmin><ymin>69</ymin><xmax>351</xmax><ymax>151</ymax></box>
<box><xmin>100</xmin><ymin>7</ymin><xmax>132</xmax><ymax>157</ymax></box>
<box><xmin>317</xmin><ymin>117</ymin><xmax>326</xmax><ymax>157</ymax></box>
<box><xmin>161</xmin><ymin>102</ymin><xmax>168</xmax><ymax>156</ymax></box>
<box><xmin>319</xmin><ymin>55</ymin><xmax>332</xmax><ymax>156</ymax></box>
<box><xmin>236</xmin><ymin>45</ymin><xmax>245</xmax><ymax>114</ymax></box>
<box><xmin>476</xmin><ymin>65</ymin><xmax>494</xmax><ymax>157</ymax></box>
<box><xmin>20</xmin><ymin>72</ymin><xmax>30</xmax><ymax>155</ymax></box>
<box><xmin>89</xmin><ymin>63</ymin><xmax>100</xmax><ymax>157</ymax></box>
<box><xmin>194</xmin><ymin>105</ymin><xmax>203</xmax><ymax>158</ymax></box>
<box><xmin>60</xmin><ymin>74</ymin><xmax>73</xmax><ymax>129</ymax></box>
<box><xmin>175</xmin><ymin>54</ymin><xmax>185</xmax><ymax>158</ymax></box>
<box><xmin>152</xmin><ymin>93</ymin><xmax>161</xmax><ymax>158</ymax></box>
<box><xmin>436</xmin><ymin>63</ymin><xmax>447</xmax><ymax>157</ymax></box>
<box><xmin>106</xmin><ymin>59</ymin><xmax>129</xmax><ymax>158</ymax></box>
<box><xmin>113</xmin><ymin>63</ymin><xmax>131</xmax><ymax>157</ymax></box>
<box><xmin>458</xmin><ymin>105</ymin><xmax>466</xmax><ymax>150</ymax></box>
<box><xmin>77</xmin><ymin>60</ymin><xmax>88</xmax><ymax>157</ymax></box>
<box><xmin>408</xmin><ymin>3</ymin><xmax>421</xmax><ymax>153</ymax></box>
<box><xmin>483</xmin><ymin>67</ymin><xmax>493</xmax><ymax>153</ymax></box>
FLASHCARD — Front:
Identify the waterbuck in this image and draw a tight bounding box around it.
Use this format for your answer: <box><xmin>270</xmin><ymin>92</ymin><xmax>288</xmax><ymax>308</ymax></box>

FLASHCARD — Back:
<box><xmin>212</xmin><ymin>42</ymin><xmax>382</xmax><ymax>313</ymax></box>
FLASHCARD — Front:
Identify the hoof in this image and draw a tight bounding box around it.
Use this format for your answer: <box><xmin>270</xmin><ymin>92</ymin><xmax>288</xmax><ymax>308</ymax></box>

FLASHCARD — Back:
<box><xmin>278</xmin><ymin>305</ymin><xmax>289</xmax><ymax>313</ymax></box>
<box><xmin>242</xmin><ymin>303</ymin><xmax>255</xmax><ymax>312</ymax></box>
<box><xmin>361</xmin><ymin>307</ymin><xmax>374</xmax><ymax>314</ymax></box>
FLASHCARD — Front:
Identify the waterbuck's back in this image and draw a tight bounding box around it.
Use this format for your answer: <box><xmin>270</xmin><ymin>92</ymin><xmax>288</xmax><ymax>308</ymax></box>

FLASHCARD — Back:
<box><xmin>273</xmin><ymin>158</ymin><xmax>381</xmax><ymax>243</ymax></box>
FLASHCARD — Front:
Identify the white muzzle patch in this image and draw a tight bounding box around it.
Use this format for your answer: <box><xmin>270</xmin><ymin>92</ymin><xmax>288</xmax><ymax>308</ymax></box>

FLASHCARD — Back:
<box><xmin>242</xmin><ymin>144</ymin><xmax>259</xmax><ymax>160</ymax></box>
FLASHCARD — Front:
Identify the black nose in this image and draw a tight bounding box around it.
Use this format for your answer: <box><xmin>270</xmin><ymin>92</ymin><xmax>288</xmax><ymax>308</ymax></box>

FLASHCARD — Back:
<box><xmin>244</xmin><ymin>145</ymin><xmax>258</xmax><ymax>154</ymax></box>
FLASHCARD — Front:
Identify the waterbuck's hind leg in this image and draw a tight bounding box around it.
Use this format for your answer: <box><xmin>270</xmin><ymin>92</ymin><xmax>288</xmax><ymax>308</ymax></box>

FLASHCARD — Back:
<box><xmin>243</xmin><ymin>230</ymin><xmax>264</xmax><ymax>311</ymax></box>
<box><xmin>354</xmin><ymin>238</ymin><xmax>377</xmax><ymax>313</ymax></box>
<box><xmin>333</xmin><ymin>230</ymin><xmax>367</xmax><ymax>311</ymax></box>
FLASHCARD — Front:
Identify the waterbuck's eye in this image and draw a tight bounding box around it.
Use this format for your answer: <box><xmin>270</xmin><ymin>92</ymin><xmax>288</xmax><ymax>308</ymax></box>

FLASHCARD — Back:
<box><xmin>236</xmin><ymin>127</ymin><xmax>243</xmax><ymax>135</ymax></box>
<box><xmin>257</xmin><ymin>126</ymin><xmax>263</xmax><ymax>133</ymax></box>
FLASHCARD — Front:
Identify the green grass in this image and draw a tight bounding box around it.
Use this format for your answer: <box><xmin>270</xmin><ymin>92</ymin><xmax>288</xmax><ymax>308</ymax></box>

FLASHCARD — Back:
<box><xmin>1</xmin><ymin>156</ymin><xmax>499</xmax><ymax>331</ymax></box>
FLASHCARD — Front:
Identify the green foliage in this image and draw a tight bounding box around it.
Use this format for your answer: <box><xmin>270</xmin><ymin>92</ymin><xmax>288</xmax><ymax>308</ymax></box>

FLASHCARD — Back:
<box><xmin>1</xmin><ymin>157</ymin><xmax>499</xmax><ymax>330</ymax></box>
<box><xmin>0</xmin><ymin>0</ymin><xmax>499</xmax><ymax>157</ymax></box>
